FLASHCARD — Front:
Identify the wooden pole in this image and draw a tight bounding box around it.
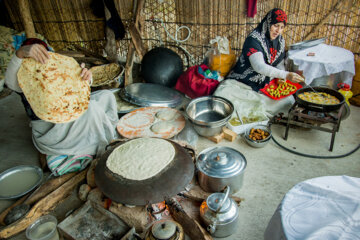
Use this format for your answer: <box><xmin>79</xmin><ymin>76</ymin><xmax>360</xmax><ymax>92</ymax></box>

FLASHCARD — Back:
<box><xmin>104</xmin><ymin>0</ymin><xmax>118</xmax><ymax>62</ymax></box>
<box><xmin>18</xmin><ymin>0</ymin><xmax>36</xmax><ymax>38</ymax></box>
<box><xmin>124</xmin><ymin>0</ymin><xmax>146</xmax><ymax>86</ymax></box>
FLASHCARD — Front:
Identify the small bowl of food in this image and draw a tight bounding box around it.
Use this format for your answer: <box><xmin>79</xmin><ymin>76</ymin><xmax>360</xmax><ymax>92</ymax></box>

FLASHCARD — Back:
<box><xmin>244</xmin><ymin>125</ymin><xmax>271</xmax><ymax>148</ymax></box>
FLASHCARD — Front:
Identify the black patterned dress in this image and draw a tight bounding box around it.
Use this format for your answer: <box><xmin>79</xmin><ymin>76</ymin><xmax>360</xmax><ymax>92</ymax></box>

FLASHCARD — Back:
<box><xmin>227</xmin><ymin>8</ymin><xmax>287</xmax><ymax>92</ymax></box>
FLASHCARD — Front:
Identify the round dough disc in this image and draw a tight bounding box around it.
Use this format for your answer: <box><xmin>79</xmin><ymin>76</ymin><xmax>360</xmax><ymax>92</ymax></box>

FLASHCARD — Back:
<box><xmin>151</xmin><ymin>121</ymin><xmax>176</xmax><ymax>134</ymax></box>
<box><xmin>106</xmin><ymin>138</ymin><xmax>175</xmax><ymax>181</ymax></box>
<box><xmin>156</xmin><ymin>109</ymin><xmax>177</xmax><ymax>121</ymax></box>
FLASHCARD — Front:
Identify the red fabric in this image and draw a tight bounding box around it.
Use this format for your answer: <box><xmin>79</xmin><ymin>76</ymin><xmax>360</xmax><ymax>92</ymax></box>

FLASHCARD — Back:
<box><xmin>274</xmin><ymin>9</ymin><xmax>287</xmax><ymax>23</ymax></box>
<box><xmin>175</xmin><ymin>64</ymin><xmax>220</xmax><ymax>99</ymax></box>
<box><xmin>269</xmin><ymin>48</ymin><xmax>277</xmax><ymax>64</ymax></box>
<box><xmin>247</xmin><ymin>48</ymin><xmax>258</xmax><ymax>57</ymax></box>
<box><xmin>247</xmin><ymin>0</ymin><xmax>257</xmax><ymax>18</ymax></box>
<box><xmin>21</xmin><ymin>38</ymin><xmax>50</xmax><ymax>51</ymax></box>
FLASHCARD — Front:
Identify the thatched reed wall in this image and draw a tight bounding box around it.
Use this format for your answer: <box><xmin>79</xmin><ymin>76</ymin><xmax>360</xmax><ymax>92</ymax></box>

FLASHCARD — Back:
<box><xmin>3</xmin><ymin>0</ymin><xmax>360</xmax><ymax>64</ymax></box>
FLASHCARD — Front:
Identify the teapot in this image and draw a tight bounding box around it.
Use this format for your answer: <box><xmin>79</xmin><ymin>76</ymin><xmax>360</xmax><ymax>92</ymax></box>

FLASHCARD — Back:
<box><xmin>199</xmin><ymin>186</ymin><xmax>239</xmax><ymax>238</ymax></box>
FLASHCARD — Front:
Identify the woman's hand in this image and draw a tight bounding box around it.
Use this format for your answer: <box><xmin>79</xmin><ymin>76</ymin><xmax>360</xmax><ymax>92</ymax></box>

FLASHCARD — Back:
<box><xmin>286</xmin><ymin>72</ymin><xmax>304</xmax><ymax>83</ymax></box>
<box><xmin>16</xmin><ymin>44</ymin><xmax>50</xmax><ymax>64</ymax></box>
<box><xmin>80</xmin><ymin>63</ymin><xmax>93</xmax><ymax>85</ymax></box>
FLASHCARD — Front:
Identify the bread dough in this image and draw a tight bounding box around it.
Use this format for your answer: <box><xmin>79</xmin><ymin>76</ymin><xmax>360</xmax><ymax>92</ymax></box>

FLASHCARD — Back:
<box><xmin>156</xmin><ymin>109</ymin><xmax>177</xmax><ymax>121</ymax></box>
<box><xmin>106</xmin><ymin>138</ymin><xmax>175</xmax><ymax>180</ymax></box>
<box><xmin>150</xmin><ymin>121</ymin><xmax>176</xmax><ymax>134</ymax></box>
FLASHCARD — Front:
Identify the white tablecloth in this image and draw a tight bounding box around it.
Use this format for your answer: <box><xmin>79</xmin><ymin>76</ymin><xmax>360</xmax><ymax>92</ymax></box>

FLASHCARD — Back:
<box><xmin>265</xmin><ymin>175</ymin><xmax>360</xmax><ymax>240</ymax></box>
<box><xmin>288</xmin><ymin>44</ymin><xmax>355</xmax><ymax>87</ymax></box>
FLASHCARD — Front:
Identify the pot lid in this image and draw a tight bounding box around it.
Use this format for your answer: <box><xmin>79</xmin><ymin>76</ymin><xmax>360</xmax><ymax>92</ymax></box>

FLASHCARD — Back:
<box><xmin>120</xmin><ymin>83</ymin><xmax>183</xmax><ymax>108</ymax></box>
<box><xmin>207</xmin><ymin>192</ymin><xmax>231</xmax><ymax>213</ymax></box>
<box><xmin>196</xmin><ymin>147</ymin><xmax>246</xmax><ymax>178</ymax></box>
<box><xmin>151</xmin><ymin>220</ymin><xmax>177</xmax><ymax>239</ymax></box>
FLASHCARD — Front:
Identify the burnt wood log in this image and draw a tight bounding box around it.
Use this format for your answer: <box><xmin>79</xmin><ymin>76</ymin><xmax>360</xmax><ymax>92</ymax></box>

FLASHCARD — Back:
<box><xmin>0</xmin><ymin>172</ymin><xmax>77</xmax><ymax>226</ymax></box>
<box><xmin>165</xmin><ymin>197</ymin><xmax>213</xmax><ymax>240</ymax></box>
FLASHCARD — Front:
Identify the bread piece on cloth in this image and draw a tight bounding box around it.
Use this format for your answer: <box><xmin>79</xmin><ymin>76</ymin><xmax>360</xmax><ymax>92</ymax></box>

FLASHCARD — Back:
<box><xmin>17</xmin><ymin>52</ymin><xmax>90</xmax><ymax>123</ymax></box>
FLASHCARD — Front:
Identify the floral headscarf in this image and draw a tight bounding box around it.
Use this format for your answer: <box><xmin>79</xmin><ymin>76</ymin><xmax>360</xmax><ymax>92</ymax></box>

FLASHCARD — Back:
<box><xmin>226</xmin><ymin>8</ymin><xmax>287</xmax><ymax>91</ymax></box>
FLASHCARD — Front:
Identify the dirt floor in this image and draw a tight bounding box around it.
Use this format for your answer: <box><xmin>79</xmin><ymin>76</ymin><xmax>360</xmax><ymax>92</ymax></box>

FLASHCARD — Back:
<box><xmin>0</xmin><ymin>91</ymin><xmax>359</xmax><ymax>239</ymax></box>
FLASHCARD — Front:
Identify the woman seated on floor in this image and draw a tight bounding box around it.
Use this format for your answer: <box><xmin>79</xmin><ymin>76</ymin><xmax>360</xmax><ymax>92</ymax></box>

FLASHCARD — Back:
<box><xmin>5</xmin><ymin>39</ymin><xmax>119</xmax><ymax>176</ymax></box>
<box><xmin>216</xmin><ymin>8</ymin><xmax>304</xmax><ymax>117</ymax></box>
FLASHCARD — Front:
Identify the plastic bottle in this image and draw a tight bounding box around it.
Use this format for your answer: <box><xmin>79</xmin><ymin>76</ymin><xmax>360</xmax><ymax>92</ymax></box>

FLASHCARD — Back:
<box><xmin>205</xmin><ymin>69</ymin><xmax>212</xmax><ymax>78</ymax></box>
<box><xmin>338</xmin><ymin>83</ymin><xmax>353</xmax><ymax>106</ymax></box>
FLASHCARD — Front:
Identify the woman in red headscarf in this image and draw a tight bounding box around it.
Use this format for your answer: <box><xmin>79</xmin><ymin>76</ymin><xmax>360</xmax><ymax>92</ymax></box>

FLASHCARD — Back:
<box><xmin>215</xmin><ymin>9</ymin><xmax>304</xmax><ymax>117</ymax></box>
<box><xmin>227</xmin><ymin>8</ymin><xmax>303</xmax><ymax>91</ymax></box>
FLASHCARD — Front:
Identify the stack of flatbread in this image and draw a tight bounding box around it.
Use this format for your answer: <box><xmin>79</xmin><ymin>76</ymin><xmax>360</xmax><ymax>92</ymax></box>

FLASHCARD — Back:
<box><xmin>90</xmin><ymin>63</ymin><xmax>123</xmax><ymax>87</ymax></box>
<box><xmin>17</xmin><ymin>52</ymin><xmax>90</xmax><ymax>123</ymax></box>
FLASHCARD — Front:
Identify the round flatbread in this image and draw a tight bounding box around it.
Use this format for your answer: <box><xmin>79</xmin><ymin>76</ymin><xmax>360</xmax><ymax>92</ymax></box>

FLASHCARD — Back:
<box><xmin>150</xmin><ymin>121</ymin><xmax>176</xmax><ymax>134</ymax></box>
<box><xmin>106</xmin><ymin>138</ymin><xmax>175</xmax><ymax>181</ymax></box>
<box><xmin>155</xmin><ymin>109</ymin><xmax>176</xmax><ymax>121</ymax></box>
<box><xmin>17</xmin><ymin>52</ymin><xmax>90</xmax><ymax>123</ymax></box>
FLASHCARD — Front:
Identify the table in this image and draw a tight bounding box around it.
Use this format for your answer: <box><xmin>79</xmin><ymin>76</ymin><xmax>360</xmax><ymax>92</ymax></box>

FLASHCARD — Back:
<box><xmin>288</xmin><ymin>44</ymin><xmax>355</xmax><ymax>87</ymax></box>
<box><xmin>264</xmin><ymin>175</ymin><xmax>360</xmax><ymax>240</ymax></box>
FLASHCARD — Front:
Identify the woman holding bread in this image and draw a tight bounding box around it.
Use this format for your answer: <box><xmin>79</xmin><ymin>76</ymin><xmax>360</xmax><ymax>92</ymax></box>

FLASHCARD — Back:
<box><xmin>5</xmin><ymin>39</ymin><xmax>119</xmax><ymax>175</ymax></box>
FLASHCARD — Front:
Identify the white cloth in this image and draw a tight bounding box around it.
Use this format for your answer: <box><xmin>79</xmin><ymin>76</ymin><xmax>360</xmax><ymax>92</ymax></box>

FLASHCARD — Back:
<box><xmin>265</xmin><ymin>175</ymin><xmax>360</xmax><ymax>240</ymax></box>
<box><xmin>214</xmin><ymin>79</ymin><xmax>294</xmax><ymax>118</ymax></box>
<box><xmin>5</xmin><ymin>54</ymin><xmax>23</xmax><ymax>92</ymax></box>
<box><xmin>32</xmin><ymin>90</ymin><xmax>119</xmax><ymax>156</ymax></box>
<box><xmin>249</xmin><ymin>52</ymin><xmax>288</xmax><ymax>80</ymax></box>
<box><xmin>4</xmin><ymin>54</ymin><xmax>119</xmax><ymax>157</ymax></box>
<box><xmin>288</xmin><ymin>44</ymin><xmax>355</xmax><ymax>87</ymax></box>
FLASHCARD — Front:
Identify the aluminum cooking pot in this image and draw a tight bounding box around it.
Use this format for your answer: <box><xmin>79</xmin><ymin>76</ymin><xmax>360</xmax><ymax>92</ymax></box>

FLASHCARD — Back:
<box><xmin>200</xmin><ymin>186</ymin><xmax>239</xmax><ymax>238</ymax></box>
<box><xmin>196</xmin><ymin>146</ymin><xmax>247</xmax><ymax>194</ymax></box>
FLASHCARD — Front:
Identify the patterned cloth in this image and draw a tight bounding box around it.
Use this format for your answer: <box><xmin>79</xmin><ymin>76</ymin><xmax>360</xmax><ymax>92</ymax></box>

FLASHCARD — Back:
<box><xmin>47</xmin><ymin>154</ymin><xmax>93</xmax><ymax>176</ymax></box>
<box><xmin>227</xmin><ymin>8</ymin><xmax>287</xmax><ymax>91</ymax></box>
<box><xmin>0</xmin><ymin>26</ymin><xmax>53</xmax><ymax>81</ymax></box>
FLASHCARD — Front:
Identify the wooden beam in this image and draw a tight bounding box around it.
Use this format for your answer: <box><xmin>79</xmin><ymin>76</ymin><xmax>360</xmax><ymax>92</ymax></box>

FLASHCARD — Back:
<box><xmin>0</xmin><ymin>171</ymin><xmax>86</xmax><ymax>239</ymax></box>
<box><xmin>18</xmin><ymin>0</ymin><xmax>36</xmax><ymax>38</ymax></box>
<box><xmin>304</xmin><ymin>0</ymin><xmax>344</xmax><ymax>41</ymax></box>
<box><xmin>124</xmin><ymin>0</ymin><xmax>146</xmax><ymax>86</ymax></box>
<box><xmin>129</xmin><ymin>23</ymin><xmax>147</xmax><ymax>59</ymax></box>
<box><xmin>165</xmin><ymin>197</ymin><xmax>213</xmax><ymax>240</ymax></box>
<box><xmin>0</xmin><ymin>173</ymin><xmax>76</xmax><ymax>226</ymax></box>
<box><xmin>104</xmin><ymin>1</ymin><xmax>118</xmax><ymax>62</ymax></box>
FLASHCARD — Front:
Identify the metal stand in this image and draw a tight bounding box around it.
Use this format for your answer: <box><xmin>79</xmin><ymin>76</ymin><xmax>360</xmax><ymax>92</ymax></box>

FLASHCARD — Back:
<box><xmin>282</xmin><ymin>103</ymin><xmax>345</xmax><ymax>151</ymax></box>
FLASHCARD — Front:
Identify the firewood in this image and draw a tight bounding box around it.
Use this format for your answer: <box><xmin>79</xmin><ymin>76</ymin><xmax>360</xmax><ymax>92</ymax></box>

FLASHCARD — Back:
<box><xmin>165</xmin><ymin>197</ymin><xmax>213</xmax><ymax>240</ymax></box>
<box><xmin>87</xmin><ymin>187</ymin><xmax>111</xmax><ymax>209</ymax></box>
<box><xmin>109</xmin><ymin>203</ymin><xmax>149</xmax><ymax>233</ymax></box>
<box><xmin>183</xmin><ymin>184</ymin><xmax>243</xmax><ymax>205</ymax></box>
<box><xmin>222</xmin><ymin>127</ymin><xmax>237</xmax><ymax>142</ymax></box>
<box><xmin>0</xmin><ymin>170</ymin><xmax>86</xmax><ymax>239</ymax></box>
<box><xmin>86</xmin><ymin>158</ymin><xmax>98</xmax><ymax>188</ymax></box>
<box><xmin>0</xmin><ymin>172</ymin><xmax>76</xmax><ymax>226</ymax></box>
<box><xmin>207</xmin><ymin>132</ymin><xmax>224</xmax><ymax>143</ymax></box>
<box><xmin>78</xmin><ymin>184</ymin><xmax>91</xmax><ymax>201</ymax></box>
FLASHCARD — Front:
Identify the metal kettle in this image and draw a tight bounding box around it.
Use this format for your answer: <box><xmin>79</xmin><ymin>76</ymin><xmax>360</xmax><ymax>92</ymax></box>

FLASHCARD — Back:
<box><xmin>199</xmin><ymin>186</ymin><xmax>239</xmax><ymax>238</ymax></box>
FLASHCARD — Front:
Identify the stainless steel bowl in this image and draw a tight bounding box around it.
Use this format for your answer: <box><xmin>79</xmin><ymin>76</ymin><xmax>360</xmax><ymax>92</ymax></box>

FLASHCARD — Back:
<box><xmin>185</xmin><ymin>96</ymin><xmax>234</xmax><ymax>137</ymax></box>
<box><xmin>244</xmin><ymin>125</ymin><xmax>271</xmax><ymax>148</ymax></box>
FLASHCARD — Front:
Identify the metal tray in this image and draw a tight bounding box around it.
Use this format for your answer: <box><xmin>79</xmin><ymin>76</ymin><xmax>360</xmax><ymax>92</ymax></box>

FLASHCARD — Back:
<box><xmin>0</xmin><ymin>165</ymin><xmax>43</xmax><ymax>199</ymax></box>
<box><xmin>120</xmin><ymin>83</ymin><xmax>184</xmax><ymax>108</ymax></box>
<box><xmin>290</xmin><ymin>37</ymin><xmax>326</xmax><ymax>50</ymax></box>
<box><xmin>95</xmin><ymin>139</ymin><xmax>194</xmax><ymax>205</ymax></box>
<box><xmin>110</xmin><ymin>88</ymin><xmax>139</xmax><ymax>114</ymax></box>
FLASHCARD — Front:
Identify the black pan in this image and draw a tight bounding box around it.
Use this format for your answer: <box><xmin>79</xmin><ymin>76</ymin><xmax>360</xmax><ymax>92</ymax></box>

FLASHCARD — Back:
<box><xmin>295</xmin><ymin>86</ymin><xmax>345</xmax><ymax>112</ymax></box>
<box><xmin>95</xmin><ymin>138</ymin><xmax>194</xmax><ymax>205</ymax></box>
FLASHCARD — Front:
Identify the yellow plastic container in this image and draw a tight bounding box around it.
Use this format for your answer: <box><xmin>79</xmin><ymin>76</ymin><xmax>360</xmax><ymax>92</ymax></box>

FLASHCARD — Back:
<box><xmin>338</xmin><ymin>83</ymin><xmax>353</xmax><ymax>106</ymax></box>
